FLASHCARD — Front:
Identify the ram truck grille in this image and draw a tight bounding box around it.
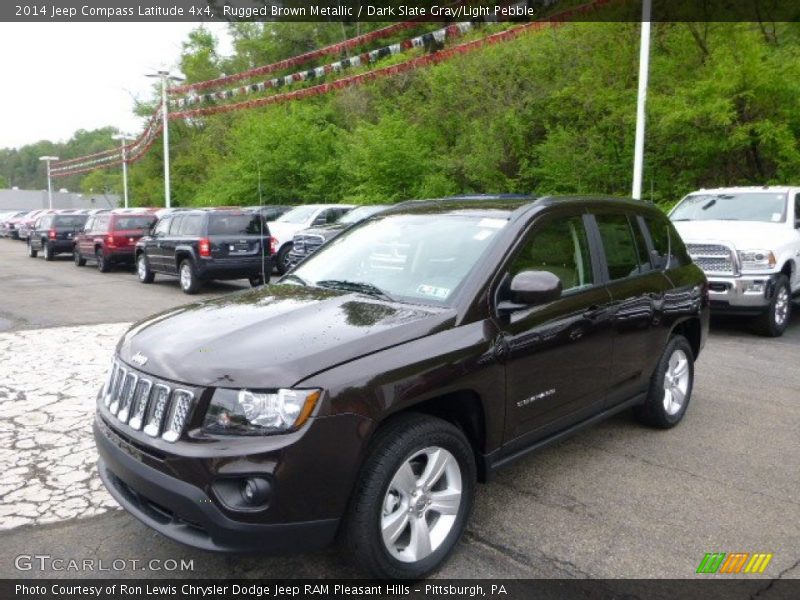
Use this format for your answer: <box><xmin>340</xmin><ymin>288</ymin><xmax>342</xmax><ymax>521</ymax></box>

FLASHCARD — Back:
<box><xmin>685</xmin><ymin>243</ymin><xmax>738</xmax><ymax>275</ymax></box>
<box><xmin>102</xmin><ymin>360</ymin><xmax>195</xmax><ymax>443</ymax></box>
<box><xmin>292</xmin><ymin>234</ymin><xmax>325</xmax><ymax>256</ymax></box>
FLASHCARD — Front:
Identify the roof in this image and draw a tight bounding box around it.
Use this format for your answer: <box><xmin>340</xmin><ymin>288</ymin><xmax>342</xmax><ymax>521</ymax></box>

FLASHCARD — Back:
<box><xmin>686</xmin><ymin>186</ymin><xmax>799</xmax><ymax>195</ymax></box>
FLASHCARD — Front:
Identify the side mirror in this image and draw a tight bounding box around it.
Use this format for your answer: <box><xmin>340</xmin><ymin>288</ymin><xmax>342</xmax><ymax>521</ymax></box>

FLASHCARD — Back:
<box><xmin>497</xmin><ymin>270</ymin><xmax>562</xmax><ymax>315</ymax></box>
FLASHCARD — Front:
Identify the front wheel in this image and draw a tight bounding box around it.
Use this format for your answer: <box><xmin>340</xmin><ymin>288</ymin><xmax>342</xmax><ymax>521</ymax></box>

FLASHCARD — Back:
<box><xmin>343</xmin><ymin>414</ymin><xmax>476</xmax><ymax>579</ymax></box>
<box><xmin>753</xmin><ymin>275</ymin><xmax>791</xmax><ymax>337</ymax></box>
<box><xmin>275</xmin><ymin>243</ymin><xmax>293</xmax><ymax>275</ymax></box>
<box><xmin>136</xmin><ymin>253</ymin><xmax>155</xmax><ymax>283</ymax></box>
<box><xmin>27</xmin><ymin>241</ymin><xmax>37</xmax><ymax>258</ymax></box>
<box><xmin>634</xmin><ymin>335</ymin><xmax>694</xmax><ymax>429</ymax></box>
<box><xmin>179</xmin><ymin>259</ymin><xmax>201</xmax><ymax>294</ymax></box>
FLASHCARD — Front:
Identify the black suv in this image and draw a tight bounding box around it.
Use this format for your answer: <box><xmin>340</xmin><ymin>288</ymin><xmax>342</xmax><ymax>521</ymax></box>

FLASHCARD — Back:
<box><xmin>95</xmin><ymin>196</ymin><xmax>708</xmax><ymax>579</ymax></box>
<box><xmin>135</xmin><ymin>209</ymin><xmax>274</xmax><ymax>294</ymax></box>
<box><xmin>27</xmin><ymin>212</ymin><xmax>89</xmax><ymax>261</ymax></box>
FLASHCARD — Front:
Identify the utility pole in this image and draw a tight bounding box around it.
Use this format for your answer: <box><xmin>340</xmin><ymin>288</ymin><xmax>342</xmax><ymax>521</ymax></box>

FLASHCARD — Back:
<box><xmin>145</xmin><ymin>70</ymin><xmax>184</xmax><ymax>208</ymax></box>
<box><xmin>39</xmin><ymin>156</ymin><xmax>60</xmax><ymax>209</ymax></box>
<box><xmin>112</xmin><ymin>133</ymin><xmax>134</xmax><ymax>208</ymax></box>
<box><xmin>632</xmin><ymin>0</ymin><xmax>652</xmax><ymax>200</ymax></box>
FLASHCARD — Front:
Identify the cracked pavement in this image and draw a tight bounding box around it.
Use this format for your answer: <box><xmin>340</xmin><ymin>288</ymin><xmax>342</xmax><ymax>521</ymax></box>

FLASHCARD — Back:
<box><xmin>0</xmin><ymin>238</ymin><xmax>798</xmax><ymax>585</ymax></box>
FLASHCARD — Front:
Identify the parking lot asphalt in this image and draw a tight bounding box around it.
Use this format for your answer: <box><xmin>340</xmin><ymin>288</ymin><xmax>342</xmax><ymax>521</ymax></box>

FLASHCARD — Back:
<box><xmin>0</xmin><ymin>237</ymin><xmax>798</xmax><ymax>585</ymax></box>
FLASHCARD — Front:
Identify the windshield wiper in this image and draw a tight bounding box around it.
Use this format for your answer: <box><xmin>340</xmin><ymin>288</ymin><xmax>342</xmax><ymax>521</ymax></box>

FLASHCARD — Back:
<box><xmin>316</xmin><ymin>279</ymin><xmax>394</xmax><ymax>301</ymax></box>
<box><xmin>281</xmin><ymin>273</ymin><xmax>308</xmax><ymax>286</ymax></box>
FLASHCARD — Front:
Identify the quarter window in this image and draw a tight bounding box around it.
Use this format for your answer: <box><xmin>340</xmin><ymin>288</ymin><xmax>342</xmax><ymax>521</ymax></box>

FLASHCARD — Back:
<box><xmin>595</xmin><ymin>214</ymin><xmax>641</xmax><ymax>280</ymax></box>
<box><xmin>510</xmin><ymin>215</ymin><xmax>594</xmax><ymax>293</ymax></box>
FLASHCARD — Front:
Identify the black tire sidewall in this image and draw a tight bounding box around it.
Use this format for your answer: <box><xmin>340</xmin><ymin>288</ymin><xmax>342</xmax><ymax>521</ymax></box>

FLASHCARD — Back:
<box><xmin>137</xmin><ymin>254</ymin><xmax>153</xmax><ymax>283</ymax></box>
<box><xmin>345</xmin><ymin>415</ymin><xmax>476</xmax><ymax>579</ymax></box>
<box><xmin>276</xmin><ymin>244</ymin><xmax>292</xmax><ymax>275</ymax></box>
<box><xmin>762</xmin><ymin>276</ymin><xmax>791</xmax><ymax>336</ymax></box>
<box><xmin>640</xmin><ymin>336</ymin><xmax>695</xmax><ymax>428</ymax></box>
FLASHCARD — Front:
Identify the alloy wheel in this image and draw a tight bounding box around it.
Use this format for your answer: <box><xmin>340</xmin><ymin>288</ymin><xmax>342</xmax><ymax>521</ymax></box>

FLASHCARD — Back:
<box><xmin>381</xmin><ymin>446</ymin><xmax>462</xmax><ymax>563</ymax></box>
<box><xmin>774</xmin><ymin>286</ymin><xmax>790</xmax><ymax>326</ymax></box>
<box><xmin>663</xmin><ymin>348</ymin><xmax>690</xmax><ymax>416</ymax></box>
<box><xmin>137</xmin><ymin>256</ymin><xmax>147</xmax><ymax>280</ymax></box>
<box><xmin>180</xmin><ymin>263</ymin><xmax>192</xmax><ymax>291</ymax></box>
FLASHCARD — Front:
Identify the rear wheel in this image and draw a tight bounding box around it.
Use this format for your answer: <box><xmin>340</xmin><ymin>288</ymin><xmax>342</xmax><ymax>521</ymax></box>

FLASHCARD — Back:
<box><xmin>179</xmin><ymin>259</ymin><xmax>201</xmax><ymax>294</ymax></box>
<box><xmin>276</xmin><ymin>243</ymin><xmax>293</xmax><ymax>275</ymax></box>
<box><xmin>634</xmin><ymin>335</ymin><xmax>694</xmax><ymax>429</ymax></box>
<box><xmin>27</xmin><ymin>240</ymin><xmax>37</xmax><ymax>258</ymax></box>
<box><xmin>43</xmin><ymin>241</ymin><xmax>54</xmax><ymax>261</ymax></box>
<box><xmin>96</xmin><ymin>249</ymin><xmax>111</xmax><ymax>272</ymax></box>
<box><xmin>753</xmin><ymin>275</ymin><xmax>791</xmax><ymax>337</ymax></box>
<box><xmin>343</xmin><ymin>414</ymin><xmax>476</xmax><ymax>579</ymax></box>
<box><xmin>74</xmin><ymin>249</ymin><xmax>86</xmax><ymax>267</ymax></box>
<box><xmin>249</xmin><ymin>274</ymin><xmax>265</xmax><ymax>288</ymax></box>
<box><xmin>136</xmin><ymin>253</ymin><xmax>155</xmax><ymax>283</ymax></box>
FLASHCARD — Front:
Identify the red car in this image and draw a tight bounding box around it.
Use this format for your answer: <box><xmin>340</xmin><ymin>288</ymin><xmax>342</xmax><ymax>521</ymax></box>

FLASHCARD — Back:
<box><xmin>73</xmin><ymin>210</ymin><xmax>158</xmax><ymax>272</ymax></box>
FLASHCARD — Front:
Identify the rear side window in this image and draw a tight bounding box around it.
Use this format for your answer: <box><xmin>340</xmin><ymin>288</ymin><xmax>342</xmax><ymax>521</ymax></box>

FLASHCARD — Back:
<box><xmin>207</xmin><ymin>214</ymin><xmax>264</xmax><ymax>235</ymax></box>
<box><xmin>93</xmin><ymin>216</ymin><xmax>110</xmax><ymax>233</ymax></box>
<box><xmin>595</xmin><ymin>214</ymin><xmax>643</xmax><ymax>280</ymax></box>
<box><xmin>644</xmin><ymin>216</ymin><xmax>690</xmax><ymax>269</ymax></box>
<box><xmin>176</xmin><ymin>214</ymin><xmax>204</xmax><ymax>236</ymax></box>
<box><xmin>114</xmin><ymin>216</ymin><xmax>155</xmax><ymax>231</ymax></box>
<box><xmin>510</xmin><ymin>215</ymin><xmax>594</xmax><ymax>293</ymax></box>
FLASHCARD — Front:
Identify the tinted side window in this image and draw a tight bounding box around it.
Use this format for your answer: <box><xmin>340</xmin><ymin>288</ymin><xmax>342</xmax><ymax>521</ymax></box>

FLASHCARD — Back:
<box><xmin>178</xmin><ymin>214</ymin><xmax>204</xmax><ymax>236</ymax></box>
<box><xmin>510</xmin><ymin>215</ymin><xmax>594</xmax><ymax>293</ymax></box>
<box><xmin>153</xmin><ymin>217</ymin><xmax>170</xmax><ymax>236</ymax></box>
<box><xmin>630</xmin><ymin>217</ymin><xmax>653</xmax><ymax>273</ymax></box>
<box><xmin>595</xmin><ymin>214</ymin><xmax>641</xmax><ymax>280</ymax></box>
<box><xmin>93</xmin><ymin>216</ymin><xmax>110</xmax><ymax>233</ymax></box>
<box><xmin>645</xmin><ymin>216</ymin><xmax>689</xmax><ymax>269</ymax></box>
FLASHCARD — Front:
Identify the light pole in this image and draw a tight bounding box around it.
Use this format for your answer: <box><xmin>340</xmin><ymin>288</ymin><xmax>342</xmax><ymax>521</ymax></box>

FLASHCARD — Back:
<box><xmin>39</xmin><ymin>156</ymin><xmax>60</xmax><ymax>209</ymax></box>
<box><xmin>112</xmin><ymin>133</ymin><xmax>134</xmax><ymax>208</ymax></box>
<box><xmin>145</xmin><ymin>69</ymin><xmax>184</xmax><ymax>208</ymax></box>
<box><xmin>631</xmin><ymin>0</ymin><xmax>652</xmax><ymax>200</ymax></box>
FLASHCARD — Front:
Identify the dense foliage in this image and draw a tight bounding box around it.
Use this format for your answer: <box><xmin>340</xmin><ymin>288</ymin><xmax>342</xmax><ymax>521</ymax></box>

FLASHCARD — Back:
<box><xmin>2</xmin><ymin>21</ymin><xmax>799</xmax><ymax>208</ymax></box>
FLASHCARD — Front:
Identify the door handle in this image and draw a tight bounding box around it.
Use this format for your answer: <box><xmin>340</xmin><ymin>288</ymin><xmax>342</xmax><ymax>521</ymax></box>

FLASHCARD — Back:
<box><xmin>582</xmin><ymin>305</ymin><xmax>605</xmax><ymax>320</ymax></box>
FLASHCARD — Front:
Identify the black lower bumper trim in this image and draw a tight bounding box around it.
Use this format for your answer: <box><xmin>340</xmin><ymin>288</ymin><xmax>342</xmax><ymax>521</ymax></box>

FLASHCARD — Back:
<box><xmin>94</xmin><ymin>420</ymin><xmax>338</xmax><ymax>553</ymax></box>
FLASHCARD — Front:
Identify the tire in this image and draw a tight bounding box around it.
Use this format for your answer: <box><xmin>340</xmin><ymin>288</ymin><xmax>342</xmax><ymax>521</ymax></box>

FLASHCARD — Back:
<box><xmin>179</xmin><ymin>259</ymin><xmax>201</xmax><ymax>294</ymax></box>
<box><xmin>136</xmin><ymin>253</ymin><xmax>155</xmax><ymax>284</ymax></box>
<box><xmin>96</xmin><ymin>249</ymin><xmax>111</xmax><ymax>272</ymax></box>
<box><xmin>27</xmin><ymin>240</ymin><xmax>37</xmax><ymax>258</ymax></box>
<box><xmin>249</xmin><ymin>275</ymin><xmax>265</xmax><ymax>288</ymax></box>
<box><xmin>74</xmin><ymin>249</ymin><xmax>86</xmax><ymax>267</ymax></box>
<box><xmin>343</xmin><ymin>413</ymin><xmax>476</xmax><ymax>579</ymax></box>
<box><xmin>753</xmin><ymin>275</ymin><xmax>791</xmax><ymax>337</ymax></box>
<box><xmin>634</xmin><ymin>335</ymin><xmax>694</xmax><ymax>429</ymax></box>
<box><xmin>43</xmin><ymin>241</ymin><xmax>54</xmax><ymax>261</ymax></box>
<box><xmin>276</xmin><ymin>243</ymin><xmax>293</xmax><ymax>275</ymax></box>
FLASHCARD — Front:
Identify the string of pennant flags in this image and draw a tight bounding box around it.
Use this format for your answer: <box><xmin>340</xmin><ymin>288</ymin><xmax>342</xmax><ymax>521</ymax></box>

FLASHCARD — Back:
<box><xmin>49</xmin><ymin>0</ymin><xmax>610</xmax><ymax>179</ymax></box>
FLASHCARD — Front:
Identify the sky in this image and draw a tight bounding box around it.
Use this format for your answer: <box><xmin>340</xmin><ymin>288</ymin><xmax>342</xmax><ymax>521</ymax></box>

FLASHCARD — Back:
<box><xmin>0</xmin><ymin>23</ymin><xmax>233</xmax><ymax>149</ymax></box>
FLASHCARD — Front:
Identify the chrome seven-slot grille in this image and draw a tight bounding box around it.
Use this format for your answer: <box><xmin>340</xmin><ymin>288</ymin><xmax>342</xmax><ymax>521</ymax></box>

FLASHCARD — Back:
<box><xmin>102</xmin><ymin>360</ymin><xmax>195</xmax><ymax>443</ymax></box>
<box><xmin>293</xmin><ymin>234</ymin><xmax>325</xmax><ymax>255</ymax></box>
<box><xmin>685</xmin><ymin>243</ymin><xmax>737</xmax><ymax>275</ymax></box>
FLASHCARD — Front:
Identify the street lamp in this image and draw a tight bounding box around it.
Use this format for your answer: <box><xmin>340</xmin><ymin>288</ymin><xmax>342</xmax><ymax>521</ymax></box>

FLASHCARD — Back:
<box><xmin>146</xmin><ymin>69</ymin><xmax>184</xmax><ymax>209</ymax></box>
<box><xmin>112</xmin><ymin>133</ymin><xmax>134</xmax><ymax>208</ymax></box>
<box><xmin>39</xmin><ymin>156</ymin><xmax>60</xmax><ymax>209</ymax></box>
<box><xmin>631</xmin><ymin>0</ymin><xmax>652</xmax><ymax>200</ymax></box>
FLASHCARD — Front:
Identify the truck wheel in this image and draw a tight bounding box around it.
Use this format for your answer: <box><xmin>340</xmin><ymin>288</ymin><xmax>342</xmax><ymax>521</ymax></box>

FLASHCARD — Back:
<box><xmin>136</xmin><ymin>253</ymin><xmax>155</xmax><ymax>283</ymax></box>
<box><xmin>96</xmin><ymin>249</ymin><xmax>111</xmax><ymax>272</ymax></box>
<box><xmin>634</xmin><ymin>335</ymin><xmax>694</xmax><ymax>429</ymax></box>
<box><xmin>179</xmin><ymin>259</ymin><xmax>201</xmax><ymax>294</ymax></box>
<box><xmin>753</xmin><ymin>275</ymin><xmax>791</xmax><ymax>337</ymax></box>
<box><xmin>27</xmin><ymin>241</ymin><xmax>37</xmax><ymax>258</ymax></box>
<box><xmin>74</xmin><ymin>249</ymin><xmax>86</xmax><ymax>267</ymax></box>
<box><xmin>43</xmin><ymin>242</ymin><xmax>54</xmax><ymax>261</ymax></box>
<box><xmin>276</xmin><ymin>244</ymin><xmax>293</xmax><ymax>275</ymax></box>
<box><xmin>343</xmin><ymin>414</ymin><xmax>476</xmax><ymax>579</ymax></box>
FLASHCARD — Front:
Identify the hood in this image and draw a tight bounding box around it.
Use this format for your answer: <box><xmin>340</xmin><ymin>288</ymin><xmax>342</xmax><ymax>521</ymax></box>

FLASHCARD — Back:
<box><xmin>118</xmin><ymin>284</ymin><xmax>455</xmax><ymax>388</ymax></box>
<box><xmin>297</xmin><ymin>225</ymin><xmax>344</xmax><ymax>240</ymax></box>
<box><xmin>672</xmin><ymin>219</ymin><xmax>795</xmax><ymax>250</ymax></box>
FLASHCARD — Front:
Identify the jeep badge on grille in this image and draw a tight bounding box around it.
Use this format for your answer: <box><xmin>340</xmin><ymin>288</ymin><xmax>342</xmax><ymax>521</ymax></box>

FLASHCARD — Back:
<box><xmin>131</xmin><ymin>352</ymin><xmax>148</xmax><ymax>367</ymax></box>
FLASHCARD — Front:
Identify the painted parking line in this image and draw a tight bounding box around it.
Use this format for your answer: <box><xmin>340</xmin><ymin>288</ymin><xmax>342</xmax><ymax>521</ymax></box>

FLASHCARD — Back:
<box><xmin>0</xmin><ymin>323</ymin><xmax>130</xmax><ymax>530</ymax></box>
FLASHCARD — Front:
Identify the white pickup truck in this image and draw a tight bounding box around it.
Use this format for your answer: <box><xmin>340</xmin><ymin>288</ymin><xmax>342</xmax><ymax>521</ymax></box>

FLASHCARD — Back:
<box><xmin>670</xmin><ymin>186</ymin><xmax>800</xmax><ymax>336</ymax></box>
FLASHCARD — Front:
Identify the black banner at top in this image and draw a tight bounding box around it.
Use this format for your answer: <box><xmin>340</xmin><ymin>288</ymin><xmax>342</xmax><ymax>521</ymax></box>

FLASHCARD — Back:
<box><xmin>4</xmin><ymin>0</ymin><xmax>800</xmax><ymax>23</ymax></box>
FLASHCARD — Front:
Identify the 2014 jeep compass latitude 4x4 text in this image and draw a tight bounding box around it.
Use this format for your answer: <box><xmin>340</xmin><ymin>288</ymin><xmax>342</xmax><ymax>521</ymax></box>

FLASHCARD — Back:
<box><xmin>95</xmin><ymin>196</ymin><xmax>708</xmax><ymax>579</ymax></box>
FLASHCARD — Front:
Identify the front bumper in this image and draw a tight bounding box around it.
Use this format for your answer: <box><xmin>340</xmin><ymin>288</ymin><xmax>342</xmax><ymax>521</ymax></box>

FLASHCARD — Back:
<box><xmin>706</xmin><ymin>274</ymin><xmax>780</xmax><ymax>314</ymax></box>
<box><xmin>94</xmin><ymin>417</ymin><xmax>340</xmax><ymax>553</ymax></box>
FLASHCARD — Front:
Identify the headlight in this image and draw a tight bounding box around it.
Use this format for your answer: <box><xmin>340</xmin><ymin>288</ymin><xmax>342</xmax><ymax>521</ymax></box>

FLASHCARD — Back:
<box><xmin>738</xmin><ymin>250</ymin><xmax>776</xmax><ymax>271</ymax></box>
<box><xmin>203</xmin><ymin>388</ymin><xmax>321</xmax><ymax>435</ymax></box>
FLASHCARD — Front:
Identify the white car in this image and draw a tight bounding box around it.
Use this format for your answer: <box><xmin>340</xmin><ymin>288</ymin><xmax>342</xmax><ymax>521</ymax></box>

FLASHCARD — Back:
<box><xmin>670</xmin><ymin>186</ymin><xmax>800</xmax><ymax>336</ymax></box>
<box><xmin>268</xmin><ymin>204</ymin><xmax>353</xmax><ymax>273</ymax></box>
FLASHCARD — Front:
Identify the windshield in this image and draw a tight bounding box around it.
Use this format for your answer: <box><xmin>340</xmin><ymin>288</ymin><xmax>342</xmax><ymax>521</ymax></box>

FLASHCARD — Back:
<box><xmin>207</xmin><ymin>213</ymin><xmax>264</xmax><ymax>235</ymax></box>
<box><xmin>337</xmin><ymin>205</ymin><xmax>387</xmax><ymax>226</ymax></box>
<box><xmin>276</xmin><ymin>205</ymin><xmax>318</xmax><ymax>224</ymax></box>
<box><xmin>670</xmin><ymin>192</ymin><xmax>787</xmax><ymax>223</ymax></box>
<box><xmin>290</xmin><ymin>213</ymin><xmax>508</xmax><ymax>305</ymax></box>
<box><xmin>53</xmin><ymin>215</ymin><xmax>88</xmax><ymax>228</ymax></box>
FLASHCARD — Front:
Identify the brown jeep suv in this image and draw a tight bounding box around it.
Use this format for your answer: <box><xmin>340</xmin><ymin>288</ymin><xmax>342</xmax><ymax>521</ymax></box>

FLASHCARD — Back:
<box><xmin>94</xmin><ymin>195</ymin><xmax>708</xmax><ymax>579</ymax></box>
